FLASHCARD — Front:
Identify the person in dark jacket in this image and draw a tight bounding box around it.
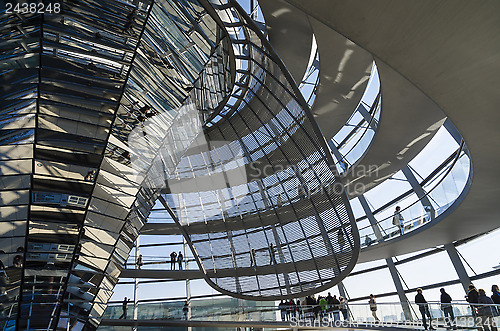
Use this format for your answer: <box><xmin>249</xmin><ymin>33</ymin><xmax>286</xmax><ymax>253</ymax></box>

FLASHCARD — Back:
<box><xmin>440</xmin><ymin>288</ymin><xmax>456</xmax><ymax>330</ymax></box>
<box><xmin>477</xmin><ymin>289</ymin><xmax>498</xmax><ymax>331</ymax></box>
<box><xmin>119</xmin><ymin>297</ymin><xmax>130</xmax><ymax>319</ymax></box>
<box><xmin>491</xmin><ymin>285</ymin><xmax>500</xmax><ymax>317</ymax></box>
<box><xmin>415</xmin><ymin>288</ymin><xmax>435</xmax><ymax>330</ymax></box>
<box><xmin>466</xmin><ymin>284</ymin><xmax>480</xmax><ymax>328</ymax></box>
<box><xmin>279</xmin><ymin>300</ymin><xmax>287</xmax><ymax>321</ymax></box>
<box><xmin>177</xmin><ymin>252</ymin><xmax>183</xmax><ymax>270</ymax></box>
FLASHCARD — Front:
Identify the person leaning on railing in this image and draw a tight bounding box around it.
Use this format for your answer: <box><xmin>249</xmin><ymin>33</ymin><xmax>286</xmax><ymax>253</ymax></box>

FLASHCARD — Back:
<box><xmin>477</xmin><ymin>289</ymin><xmax>498</xmax><ymax>331</ymax></box>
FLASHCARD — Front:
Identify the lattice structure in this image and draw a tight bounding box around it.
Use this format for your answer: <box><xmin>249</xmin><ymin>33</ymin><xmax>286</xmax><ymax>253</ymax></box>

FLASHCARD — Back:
<box><xmin>0</xmin><ymin>0</ymin><xmax>359</xmax><ymax>328</ymax></box>
<box><xmin>160</xmin><ymin>0</ymin><xmax>360</xmax><ymax>300</ymax></box>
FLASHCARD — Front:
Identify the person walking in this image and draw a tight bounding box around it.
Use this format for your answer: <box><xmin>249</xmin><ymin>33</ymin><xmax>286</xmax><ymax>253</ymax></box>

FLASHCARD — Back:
<box><xmin>136</xmin><ymin>254</ymin><xmax>143</xmax><ymax>269</ymax></box>
<box><xmin>392</xmin><ymin>206</ymin><xmax>405</xmax><ymax>235</ymax></box>
<box><xmin>415</xmin><ymin>288</ymin><xmax>435</xmax><ymax>330</ymax></box>
<box><xmin>177</xmin><ymin>251</ymin><xmax>183</xmax><ymax>270</ymax></box>
<box><xmin>118</xmin><ymin>297</ymin><xmax>130</xmax><ymax>319</ymax></box>
<box><xmin>269</xmin><ymin>243</ymin><xmax>277</xmax><ymax>265</ymax></box>
<box><xmin>440</xmin><ymin>288</ymin><xmax>456</xmax><ymax>330</ymax></box>
<box><xmin>369</xmin><ymin>294</ymin><xmax>380</xmax><ymax>322</ymax></box>
<box><xmin>170</xmin><ymin>251</ymin><xmax>177</xmax><ymax>270</ymax></box>
<box><xmin>250</xmin><ymin>249</ymin><xmax>257</xmax><ymax>267</ymax></box>
<box><xmin>477</xmin><ymin>288</ymin><xmax>498</xmax><ymax>331</ymax></box>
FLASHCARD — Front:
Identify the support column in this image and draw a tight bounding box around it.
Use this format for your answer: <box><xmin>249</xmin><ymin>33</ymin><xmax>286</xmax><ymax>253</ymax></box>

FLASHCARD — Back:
<box><xmin>357</xmin><ymin>103</ymin><xmax>378</xmax><ymax>131</ymax></box>
<box><xmin>338</xmin><ymin>282</ymin><xmax>348</xmax><ymax>299</ymax></box>
<box><xmin>359</xmin><ymin>195</ymin><xmax>412</xmax><ymax>320</ymax></box>
<box><xmin>445</xmin><ymin>243</ymin><xmax>471</xmax><ymax>292</ymax></box>
<box><xmin>401</xmin><ymin>166</ymin><xmax>435</xmax><ymax>222</ymax></box>
<box><xmin>358</xmin><ymin>194</ymin><xmax>383</xmax><ymax>240</ymax></box>
<box><xmin>184</xmin><ymin>237</ymin><xmax>191</xmax><ymax>330</ymax></box>
<box><xmin>386</xmin><ymin>258</ymin><xmax>413</xmax><ymax>321</ymax></box>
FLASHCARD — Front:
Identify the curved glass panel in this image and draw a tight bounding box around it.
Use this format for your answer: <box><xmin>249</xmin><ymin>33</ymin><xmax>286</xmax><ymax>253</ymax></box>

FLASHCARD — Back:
<box><xmin>157</xmin><ymin>0</ymin><xmax>360</xmax><ymax>300</ymax></box>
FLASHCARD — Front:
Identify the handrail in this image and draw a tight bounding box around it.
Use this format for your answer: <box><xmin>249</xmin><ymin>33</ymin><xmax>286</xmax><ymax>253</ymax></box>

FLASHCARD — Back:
<box><xmin>360</xmin><ymin>140</ymin><xmax>470</xmax><ymax>247</ymax></box>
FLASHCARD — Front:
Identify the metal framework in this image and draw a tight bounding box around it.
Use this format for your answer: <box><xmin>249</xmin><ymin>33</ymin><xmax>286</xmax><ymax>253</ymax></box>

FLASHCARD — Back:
<box><xmin>0</xmin><ymin>0</ymin><xmax>359</xmax><ymax>328</ymax></box>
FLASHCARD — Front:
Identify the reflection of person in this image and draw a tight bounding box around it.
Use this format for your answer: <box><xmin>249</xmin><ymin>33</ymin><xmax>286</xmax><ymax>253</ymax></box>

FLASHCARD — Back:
<box><xmin>392</xmin><ymin>206</ymin><xmax>405</xmax><ymax>235</ymax></box>
<box><xmin>119</xmin><ymin>297</ymin><xmax>130</xmax><ymax>319</ymax></box>
<box><xmin>368</xmin><ymin>294</ymin><xmax>380</xmax><ymax>322</ymax></box>
<box><xmin>415</xmin><ymin>288</ymin><xmax>435</xmax><ymax>330</ymax></box>
<box><xmin>365</xmin><ymin>235</ymin><xmax>373</xmax><ymax>246</ymax></box>
<box><xmin>13</xmin><ymin>255</ymin><xmax>22</xmax><ymax>268</ymax></box>
<box><xmin>440</xmin><ymin>288</ymin><xmax>456</xmax><ymax>330</ymax></box>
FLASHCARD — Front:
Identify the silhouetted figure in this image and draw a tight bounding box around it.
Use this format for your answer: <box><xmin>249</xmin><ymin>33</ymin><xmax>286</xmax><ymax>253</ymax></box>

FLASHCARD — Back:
<box><xmin>466</xmin><ymin>284</ymin><xmax>480</xmax><ymax>328</ymax></box>
<box><xmin>183</xmin><ymin>300</ymin><xmax>189</xmax><ymax>320</ymax></box>
<box><xmin>415</xmin><ymin>288</ymin><xmax>435</xmax><ymax>330</ymax></box>
<box><xmin>492</xmin><ymin>285</ymin><xmax>500</xmax><ymax>315</ymax></box>
<box><xmin>279</xmin><ymin>300</ymin><xmax>286</xmax><ymax>321</ymax></box>
<box><xmin>119</xmin><ymin>297</ymin><xmax>130</xmax><ymax>319</ymax></box>
<box><xmin>136</xmin><ymin>254</ymin><xmax>143</xmax><ymax>269</ymax></box>
<box><xmin>337</xmin><ymin>228</ymin><xmax>345</xmax><ymax>250</ymax></box>
<box><xmin>177</xmin><ymin>252</ymin><xmax>183</xmax><ymax>270</ymax></box>
<box><xmin>269</xmin><ymin>243</ymin><xmax>277</xmax><ymax>265</ymax></box>
<box><xmin>478</xmin><ymin>289</ymin><xmax>498</xmax><ymax>331</ymax></box>
<box><xmin>331</xmin><ymin>295</ymin><xmax>340</xmax><ymax>321</ymax></box>
<box><xmin>440</xmin><ymin>288</ymin><xmax>456</xmax><ymax>330</ymax></box>
<box><xmin>250</xmin><ymin>249</ymin><xmax>256</xmax><ymax>267</ymax></box>
<box><xmin>170</xmin><ymin>251</ymin><xmax>177</xmax><ymax>270</ymax></box>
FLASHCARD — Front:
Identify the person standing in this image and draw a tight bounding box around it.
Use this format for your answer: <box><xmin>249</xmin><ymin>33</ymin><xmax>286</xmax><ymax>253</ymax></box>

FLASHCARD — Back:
<box><xmin>318</xmin><ymin>296</ymin><xmax>328</xmax><ymax>318</ymax></box>
<box><xmin>440</xmin><ymin>288</ymin><xmax>456</xmax><ymax>330</ymax></box>
<box><xmin>331</xmin><ymin>295</ymin><xmax>341</xmax><ymax>321</ymax></box>
<box><xmin>477</xmin><ymin>289</ymin><xmax>498</xmax><ymax>331</ymax></box>
<box><xmin>177</xmin><ymin>251</ymin><xmax>183</xmax><ymax>270</ymax></box>
<box><xmin>269</xmin><ymin>243</ymin><xmax>277</xmax><ymax>265</ymax></box>
<box><xmin>170</xmin><ymin>251</ymin><xmax>177</xmax><ymax>270</ymax></box>
<box><xmin>491</xmin><ymin>284</ymin><xmax>500</xmax><ymax>316</ymax></box>
<box><xmin>183</xmin><ymin>300</ymin><xmax>189</xmax><ymax>320</ymax></box>
<box><xmin>136</xmin><ymin>254</ymin><xmax>143</xmax><ymax>270</ymax></box>
<box><xmin>337</xmin><ymin>229</ymin><xmax>345</xmax><ymax>250</ymax></box>
<box><xmin>119</xmin><ymin>297</ymin><xmax>130</xmax><ymax>319</ymax></box>
<box><xmin>466</xmin><ymin>284</ymin><xmax>480</xmax><ymax>328</ymax></box>
<box><xmin>369</xmin><ymin>294</ymin><xmax>380</xmax><ymax>322</ymax></box>
<box><xmin>339</xmin><ymin>296</ymin><xmax>349</xmax><ymax>321</ymax></box>
<box><xmin>415</xmin><ymin>288</ymin><xmax>435</xmax><ymax>330</ymax></box>
<box><xmin>250</xmin><ymin>249</ymin><xmax>257</xmax><ymax>267</ymax></box>
<box><xmin>279</xmin><ymin>300</ymin><xmax>287</xmax><ymax>321</ymax></box>
<box><xmin>392</xmin><ymin>206</ymin><xmax>405</xmax><ymax>235</ymax></box>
